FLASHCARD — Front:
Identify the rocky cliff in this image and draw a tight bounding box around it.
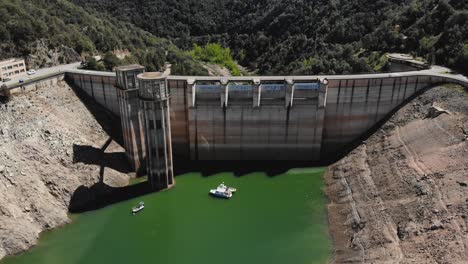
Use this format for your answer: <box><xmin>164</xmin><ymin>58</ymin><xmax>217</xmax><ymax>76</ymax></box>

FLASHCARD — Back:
<box><xmin>25</xmin><ymin>39</ymin><xmax>81</xmax><ymax>69</ymax></box>
<box><xmin>326</xmin><ymin>85</ymin><xmax>468</xmax><ymax>263</ymax></box>
<box><xmin>0</xmin><ymin>80</ymin><xmax>129</xmax><ymax>260</ymax></box>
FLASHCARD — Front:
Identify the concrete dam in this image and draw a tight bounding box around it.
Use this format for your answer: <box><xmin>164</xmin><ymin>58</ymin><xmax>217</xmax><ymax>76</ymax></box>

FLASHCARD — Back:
<box><xmin>64</xmin><ymin>66</ymin><xmax>468</xmax><ymax>189</ymax></box>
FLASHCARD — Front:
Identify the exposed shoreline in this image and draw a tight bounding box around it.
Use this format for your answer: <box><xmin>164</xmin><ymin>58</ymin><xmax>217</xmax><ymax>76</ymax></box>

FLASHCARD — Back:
<box><xmin>0</xmin><ymin>80</ymin><xmax>129</xmax><ymax>260</ymax></box>
<box><xmin>325</xmin><ymin>85</ymin><xmax>468</xmax><ymax>263</ymax></box>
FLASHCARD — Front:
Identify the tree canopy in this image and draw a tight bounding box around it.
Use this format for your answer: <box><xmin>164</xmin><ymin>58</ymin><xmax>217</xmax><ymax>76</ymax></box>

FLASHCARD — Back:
<box><xmin>0</xmin><ymin>0</ymin><xmax>207</xmax><ymax>75</ymax></box>
<box><xmin>70</xmin><ymin>0</ymin><xmax>468</xmax><ymax>75</ymax></box>
<box><xmin>1</xmin><ymin>0</ymin><xmax>466</xmax><ymax>75</ymax></box>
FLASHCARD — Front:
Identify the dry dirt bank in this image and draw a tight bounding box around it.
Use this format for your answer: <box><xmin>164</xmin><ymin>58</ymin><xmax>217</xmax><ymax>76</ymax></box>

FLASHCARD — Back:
<box><xmin>0</xmin><ymin>80</ymin><xmax>129</xmax><ymax>260</ymax></box>
<box><xmin>326</xmin><ymin>85</ymin><xmax>468</xmax><ymax>263</ymax></box>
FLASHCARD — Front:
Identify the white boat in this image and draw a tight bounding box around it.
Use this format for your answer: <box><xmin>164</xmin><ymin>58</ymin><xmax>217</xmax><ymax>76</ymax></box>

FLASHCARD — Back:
<box><xmin>132</xmin><ymin>201</ymin><xmax>145</xmax><ymax>214</ymax></box>
<box><xmin>217</xmin><ymin>182</ymin><xmax>237</xmax><ymax>193</ymax></box>
<box><xmin>209</xmin><ymin>188</ymin><xmax>232</xmax><ymax>199</ymax></box>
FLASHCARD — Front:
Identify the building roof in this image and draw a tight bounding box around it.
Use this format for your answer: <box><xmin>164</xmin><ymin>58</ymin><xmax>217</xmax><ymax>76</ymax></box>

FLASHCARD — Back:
<box><xmin>137</xmin><ymin>72</ymin><xmax>167</xmax><ymax>80</ymax></box>
<box><xmin>0</xmin><ymin>58</ymin><xmax>25</xmax><ymax>65</ymax></box>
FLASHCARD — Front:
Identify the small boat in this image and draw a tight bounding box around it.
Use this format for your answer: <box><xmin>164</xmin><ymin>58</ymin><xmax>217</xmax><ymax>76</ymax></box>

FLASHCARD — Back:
<box><xmin>209</xmin><ymin>189</ymin><xmax>232</xmax><ymax>199</ymax></box>
<box><xmin>217</xmin><ymin>182</ymin><xmax>237</xmax><ymax>193</ymax></box>
<box><xmin>132</xmin><ymin>201</ymin><xmax>145</xmax><ymax>214</ymax></box>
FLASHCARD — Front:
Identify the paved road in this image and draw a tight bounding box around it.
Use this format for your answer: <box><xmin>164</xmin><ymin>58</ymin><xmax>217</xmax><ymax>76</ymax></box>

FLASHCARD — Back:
<box><xmin>0</xmin><ymin>62</ymin><xmax>81</xmax><ymax>87</ymax></box>
<box><xmin>2</xmin><ymin>61</ymin><xmax>466</xmax><ymax>88</ymax></box>
<box><xmin>422</xmin><ymin>65</ymin><xmax>468</xmax><ymax>84</ymax></box>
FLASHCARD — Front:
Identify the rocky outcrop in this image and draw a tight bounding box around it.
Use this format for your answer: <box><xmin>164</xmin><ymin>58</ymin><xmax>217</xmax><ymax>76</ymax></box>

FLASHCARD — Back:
<box><xmin>0</xmin><ymin>80</ymin><xmax>129</xmax><ymax>260</ymax></box>
<box><xmin>326</xmin><ymin>85</ymin><xmax>468</xmax><ymax>263</ymax></box>
<box><xmin>202</xmin><ymin>62</ymin><xmax>232</xmax><ymax>76</ymax></box>
<box><xmin>25</xmin><ymin>39</ymin><xmax>81</xmax><ymax>69</ymax></box>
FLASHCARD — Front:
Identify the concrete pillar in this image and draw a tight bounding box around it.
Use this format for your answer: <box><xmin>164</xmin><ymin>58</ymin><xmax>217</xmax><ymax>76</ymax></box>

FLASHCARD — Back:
<box><xmin>285</xmin><ymin>78</ymin><xmax>294</xmax><ymax>107</ymax></box>
<box><xmin>252</xmin><ymin>78</ymin><xmax>261</xmax><ymax>108</ymax></box>
<box><xmin>186</xmin><ymin>79</ymin><xmax>197</xmax><ymax>160</ymax></box>
<box><xmin>187</xmin><ymin>79</ymin><xmax>196</xmax><ymax>108</ymax></box>
<box><xmin>319</xmin><ymin>78</ymin><xmax>329</xmax><ymax>108</ymax></box>
<box><xmin>220</xmin><ymin>78</ymin><xmax>228</xmax><ymax>107</ymax></box>
<box><xmin>115</xmin><ymin>64</ymin><xmax>146</xmax><ymax>173</ymax></box>
<box><xmin>137</xmin><ymin>72</ymin><xmax>174</xmax><ymax>190</ymax></box>
<box><xmin>316</xmin><ymin>78</ymin><xmax>329</xmax><ymax>160</ymax></box>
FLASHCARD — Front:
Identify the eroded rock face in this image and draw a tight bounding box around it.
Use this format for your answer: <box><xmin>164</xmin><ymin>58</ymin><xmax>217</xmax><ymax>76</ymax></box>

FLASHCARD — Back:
<box><xmin>326</xmin><ymin>85</ymin><xmax>468</xmax><ymax>263</ymax></box>
<box><xmin>0</xmin><ymin>80</ymin><xmax>129</xmax><ymax>260</ymax></box>
<box><xmin>25</xmin><ymin>39</ymin><xmax>81</xmax><ymax>69</ymax></box>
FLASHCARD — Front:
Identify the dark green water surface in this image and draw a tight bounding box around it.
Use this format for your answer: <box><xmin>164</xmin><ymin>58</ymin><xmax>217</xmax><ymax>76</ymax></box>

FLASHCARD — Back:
<box><xmin>2</xmin><ymin>168</ymin><xmax>330</xmax><ymax>264</ymax></box>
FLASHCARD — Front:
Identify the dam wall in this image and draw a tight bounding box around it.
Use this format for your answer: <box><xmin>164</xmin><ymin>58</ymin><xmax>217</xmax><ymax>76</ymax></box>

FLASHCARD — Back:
<box><xmin>167</xmin><ymin>78</ymin><xmax>327</xmax><ymax>160</ymax></box>
<box><xmin>65</xmin><ymin>70</ymin><xmax>120</xmax><ymax>116</ymax></box>
<box><xmin>323</xmin><ymin>75</ymin><xmax>429</xmax><ymax>156</ymax></box>
<box><xmin>65</xmin><ymin>69</ymin><xmax>468</xmax><ymax>162</ymax></box>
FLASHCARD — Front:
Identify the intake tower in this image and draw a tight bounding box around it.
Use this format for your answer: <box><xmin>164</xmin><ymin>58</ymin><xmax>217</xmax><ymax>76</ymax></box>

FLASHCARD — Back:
<box><xmin>115</xmin><ymin>64</ymin><xmax>146</xmax><ymax>172</ymax></box>
<box><xmin>137</xmin><ymin>72</ymin><xmax>174</xmax><ymax>190</ymax></box>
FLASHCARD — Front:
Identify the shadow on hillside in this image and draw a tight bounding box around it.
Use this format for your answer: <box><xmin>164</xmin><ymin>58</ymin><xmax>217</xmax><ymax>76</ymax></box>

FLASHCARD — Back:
<box><xmin>65</xmin><ymin>78</ymin><xmax>152</xmax><ymax>212</ymax></box>
<box><xmin>68</xmin><ymin>181</ymin><xmax>153</xmax><ymax>213</ymax></box>
<box><xmin>73</xmin><ymin>144</ymin><xmax>131</xmax><ymax>175</ymax></box>
<box><xmin>70</xmin><ymin>135</ymin><xmax>150</xmax><ymax>213</ymax></box>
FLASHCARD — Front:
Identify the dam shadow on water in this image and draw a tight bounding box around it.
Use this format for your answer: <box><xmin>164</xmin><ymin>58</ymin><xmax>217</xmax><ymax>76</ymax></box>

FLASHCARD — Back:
<box><xmin>8</xmin><ymin>158</ymin><xmax>332</xmax><ymax>264</ymax></box>
<box><xmin>68</xmin><ymin>157</ymin><xmax>325</xmax><ymax>213</ymax></box>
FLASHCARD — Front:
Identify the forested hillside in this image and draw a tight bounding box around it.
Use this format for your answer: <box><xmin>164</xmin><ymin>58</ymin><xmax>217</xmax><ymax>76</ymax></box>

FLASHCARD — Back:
<box><xmin>72</xmin><ymin>0</ymin><xmax>468</xmax><ymax>75</ymax></box>
<box><xmin>0</xmin><ymin>0</ymin><xmax>207</xmax><ymax>75</ymax></box>
<box><xmin>1</xmin><ymin>0</ymin><xmax>466</xmax><ymax>75</ymax></box>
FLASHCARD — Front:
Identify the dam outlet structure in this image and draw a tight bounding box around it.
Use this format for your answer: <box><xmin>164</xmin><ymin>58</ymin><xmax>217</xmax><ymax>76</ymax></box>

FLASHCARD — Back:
<box><xmin>115</xmin><ymin>64</ymin><xmax>146</xmax><ymax>173</ymax></box>
<box><xmin>63</xmin><ymin>65</ymin><xmax>468</xmax><ymax>190</ymax></box>
<box><xmin>137</xmin><ymin>72</ymin><xmax>174</xmax><ymax>190</ymax></box>
<box><xmin>181</xmin><ymin>77</ymin><xmax>328</xmax><ymax>160</ymax></box>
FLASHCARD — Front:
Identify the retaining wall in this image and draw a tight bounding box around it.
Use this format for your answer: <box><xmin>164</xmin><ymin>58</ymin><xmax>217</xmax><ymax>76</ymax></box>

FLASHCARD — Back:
<box><xmin>7</xmin><ymin>74</ymin><xmax>65</xmax><ymax>95</ymax></box>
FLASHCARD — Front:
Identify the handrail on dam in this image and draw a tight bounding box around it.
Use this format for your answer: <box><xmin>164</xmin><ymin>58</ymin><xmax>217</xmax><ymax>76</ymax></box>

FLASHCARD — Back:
<box><xmin>2</xmin><ymin>65</ymin><xmax>466</xmax><ymax>94</ymax></box>
<box><xmin>65</xmin><ymin>67</ymin><xmax>468</xmax><ymax>88</ymax></box>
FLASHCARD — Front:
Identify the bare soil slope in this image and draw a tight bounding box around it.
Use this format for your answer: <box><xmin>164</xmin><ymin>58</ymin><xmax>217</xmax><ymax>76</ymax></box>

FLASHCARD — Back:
<box><xmin>0</xmin><ymin>80</ymin><xmax>129</xmax><ymax>259</ymax></box>
<box><xmin>326</xmin><ymin>85</ymin><xmax>468</xmax><ymax>263</ymax></box>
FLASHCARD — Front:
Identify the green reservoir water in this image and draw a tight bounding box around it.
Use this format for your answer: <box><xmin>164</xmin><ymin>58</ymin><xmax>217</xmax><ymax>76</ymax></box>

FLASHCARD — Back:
<box><xmin>2</xmin><ymin>168</ymin><xmax>330</xmax><ymax>264</ymax></box>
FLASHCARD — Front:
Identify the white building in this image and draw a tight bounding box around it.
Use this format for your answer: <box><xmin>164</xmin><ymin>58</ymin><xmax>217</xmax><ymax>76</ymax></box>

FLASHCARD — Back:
<box><xmin>0</xmin><ymin>58</ymin><xmax>26</xmax><ymax>81</ymax></box>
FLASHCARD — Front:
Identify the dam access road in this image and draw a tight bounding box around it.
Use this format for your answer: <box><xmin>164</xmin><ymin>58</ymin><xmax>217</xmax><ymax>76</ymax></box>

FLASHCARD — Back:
<box><xmin>1</xmin><ymin>62</ymin><xmax>81</xmax><ymax>88</ymax></box>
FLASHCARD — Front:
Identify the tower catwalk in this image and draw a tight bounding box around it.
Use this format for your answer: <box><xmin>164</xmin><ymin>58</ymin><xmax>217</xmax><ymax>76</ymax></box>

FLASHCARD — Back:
<box><xmin>137</xmin><ymin>72</ymin><xmax>174</xmax><ymax>190</ymax></box>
